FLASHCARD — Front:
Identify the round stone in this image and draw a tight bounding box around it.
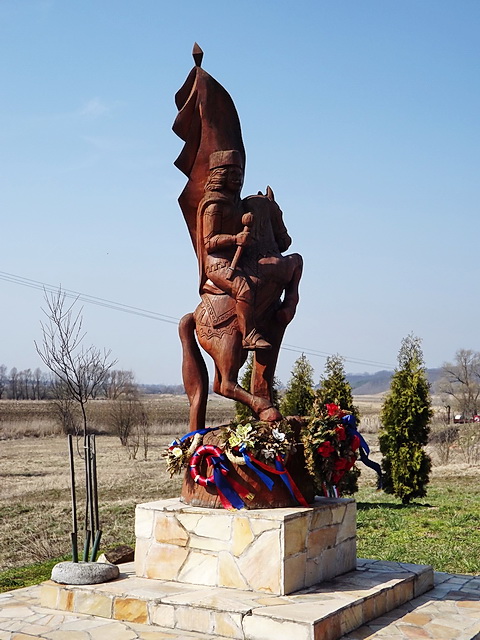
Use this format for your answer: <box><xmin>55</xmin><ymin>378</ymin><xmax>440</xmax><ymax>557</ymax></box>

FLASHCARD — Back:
<box><xmin>51</xmin><ymin>561</ymin><xmax>120</xmax><ymax>585</ymax></box>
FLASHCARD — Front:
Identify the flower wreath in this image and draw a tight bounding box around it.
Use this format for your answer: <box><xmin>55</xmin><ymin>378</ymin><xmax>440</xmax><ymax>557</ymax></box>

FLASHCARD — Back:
<box><xmin>302</xmin><ymin>402</ymin><xmax>361</xmax><ymax>497</ymax></box>
<box><xmin>162</xmin><ymin>420</ymin><xmax>308</xmax><ymax>509</ymax></box>
<box><xmin>221</xmin><ymin>420</ymin><xmax>296</xmax><ymax>464</ymax></box>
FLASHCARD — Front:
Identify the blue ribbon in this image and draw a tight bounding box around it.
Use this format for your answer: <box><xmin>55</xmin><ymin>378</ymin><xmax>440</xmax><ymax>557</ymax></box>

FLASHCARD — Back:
<box><xmin>211</xmin><ymin>454</ymin><xmax>245</xmax><ymax>510</ymax></box>
<box><xmin>241</xmin><ymin>450</ymin><xmax>275</xmax><ymax>491</ymax></box>
<box><xmin>179</xmin><ymin>426</ymin><xmax>220</xmax><ymax>443</ymax></box>
<box><xmin>358</xmin><ymin>449</ymin><xmax>383</xmax><ymax>489</ymax></box>
<box><xmin>342</xmin><ymin>414</ymin><xmax>370</xmax><ymax>453</ymax></box>
<box><xmin>341</xmin><ymin>414</ymin><xmax>382</xmax><ymax>489</ymax></box>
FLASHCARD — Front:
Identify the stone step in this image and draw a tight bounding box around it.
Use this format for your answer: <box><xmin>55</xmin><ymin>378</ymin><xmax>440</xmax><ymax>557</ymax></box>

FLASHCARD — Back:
<box><xmin>41</xmin><ymin>559</ymin><xmax>434</xmax><ymax>640</ymax></box>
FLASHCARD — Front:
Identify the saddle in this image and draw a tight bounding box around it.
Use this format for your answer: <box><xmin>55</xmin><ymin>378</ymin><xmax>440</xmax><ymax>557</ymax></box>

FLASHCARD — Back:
<box><xmin>200</xmin><ymin>291</ymin><xmax>236</xmax><ymax>327</ymax></box>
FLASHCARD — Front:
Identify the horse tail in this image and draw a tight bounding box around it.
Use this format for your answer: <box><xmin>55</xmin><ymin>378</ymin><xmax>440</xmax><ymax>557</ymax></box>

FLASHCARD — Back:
<box><xmin>178</xmin><ymin>313</ymin><xmax>209</xmax><ymax>432</ymax></box>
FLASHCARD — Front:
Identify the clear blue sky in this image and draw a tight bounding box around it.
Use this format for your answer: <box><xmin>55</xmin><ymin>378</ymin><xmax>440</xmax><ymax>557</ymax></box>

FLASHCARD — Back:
<box><xmin>1</xmin><ymin>0</ymin><xmax>479</xmax><ymax>385</ymax></box>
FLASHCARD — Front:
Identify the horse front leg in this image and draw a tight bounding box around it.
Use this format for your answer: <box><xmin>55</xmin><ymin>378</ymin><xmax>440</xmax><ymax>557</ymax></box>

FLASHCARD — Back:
<box><xmin>211</xmin><ymin>334</ymin><xmax>281</xmax><ymax>422</ymax></box>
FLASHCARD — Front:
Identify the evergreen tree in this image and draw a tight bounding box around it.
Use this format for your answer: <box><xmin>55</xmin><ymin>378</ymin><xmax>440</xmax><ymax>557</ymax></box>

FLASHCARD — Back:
<box><xmin>271</xmin><ymin>376</ymin><xmax>281</xmax><ymax>411</ymax></box>
<box><xmin>235</xmin><ymin>355</ymin><xmax>281</xmax><ymax>421</ymax></box>
<box><xmin>280</xmin><ymin>354</ymin><xmax>315</xmax><ymax>417</ymax></box>
<box><xmin>235</xmin><ymin>354</ymin><xmax>254</xmax><ymax>421</ymax></box>
<box><xmin>379</xmin><ymin>334</ymin><xmax>432</xmax><ymax>504</ymax></box>
<box><xmin>313</xmin><ymin>354</ymin><xmax>360</xmax><ymax>494</ymax></box>
<box><xmin>316</xmin><ymin>354</ymin><xmax>358</xmax><ymax>418</ymax></box>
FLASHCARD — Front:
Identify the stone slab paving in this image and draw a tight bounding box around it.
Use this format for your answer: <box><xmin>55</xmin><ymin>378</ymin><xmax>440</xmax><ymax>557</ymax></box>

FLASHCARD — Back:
<box><xmin>0</xmin><ymin>585</ymin><xmax>231</xmax><ymax>640</ymax></box>
<box><xmin>1</xmin><ymin>559</ymin><xmax>429</xmax><ymax>640</ymax></box>
<box><xmin>38</xmin><ymin>559</ymin><xmax>434</xmax><ymax>639</ymax></box>
<box><xmin>341</xmin><ymin>571</ymin><xmax>480</xmax><ymax>640</ymax></box>
<box><xmin>0</xmin><ymin>566</ymin><xmax>478</xmax><ymax>639</ymax></box>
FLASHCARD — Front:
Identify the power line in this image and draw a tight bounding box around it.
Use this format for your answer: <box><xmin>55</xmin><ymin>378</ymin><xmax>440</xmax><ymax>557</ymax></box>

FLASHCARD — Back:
<box><xmin>0</xmin><ymin>271</ymin><xmax>179</xmax><ymax>325</ymax></box>
<box><xmin>0</xmin><ymin>270</ymin><xmax>394</xmax><ymax>369</ymax></box>
<box><xmin>282</xmin><ymin>344</ymin><xmax>394</xmax><ymax>369</ymax></box>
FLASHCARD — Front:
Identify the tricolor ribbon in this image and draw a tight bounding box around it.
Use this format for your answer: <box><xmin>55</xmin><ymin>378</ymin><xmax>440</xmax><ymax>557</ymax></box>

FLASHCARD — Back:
<box><xmin>236</xmin><ymin>448</ymin><xmax>309</xmax><ymax>507</ymax></box>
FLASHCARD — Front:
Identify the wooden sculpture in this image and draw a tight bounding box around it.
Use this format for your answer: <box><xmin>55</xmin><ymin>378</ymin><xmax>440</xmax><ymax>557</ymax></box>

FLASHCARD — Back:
<box><xmin>174</xmin><ymin>44</ymin><xmax>303</xmax><ymax>432</ymax></box>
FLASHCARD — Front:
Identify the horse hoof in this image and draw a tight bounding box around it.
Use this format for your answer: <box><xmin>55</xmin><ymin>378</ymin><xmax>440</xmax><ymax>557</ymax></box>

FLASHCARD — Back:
<box><xmin>259</xmin><ymin>406</ymin><xmax>282</xmax><ymax>422</ymax></box>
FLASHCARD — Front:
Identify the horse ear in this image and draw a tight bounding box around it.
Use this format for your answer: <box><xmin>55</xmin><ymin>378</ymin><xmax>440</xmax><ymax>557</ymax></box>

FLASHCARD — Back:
<box><xmin>266</xmin><ymin>185</ymin><xmax>275</xmax><ymax>201</ymax></box>
<box><xmin>257</xmin><ymin>190</ymin><xmax>263</xmax><ymax>195</ymax></box>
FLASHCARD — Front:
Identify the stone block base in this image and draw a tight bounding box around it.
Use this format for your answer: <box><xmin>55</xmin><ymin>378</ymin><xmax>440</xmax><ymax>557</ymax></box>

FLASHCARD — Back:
<box><xmin>41</xmin><ymin>559</ymin><xmax>434</xmax><ymax>640</ymax></box>
<box><xmin>135</xmin><ymin>497</ymin><xmax>356</xmax><ymax>595</ymax></box>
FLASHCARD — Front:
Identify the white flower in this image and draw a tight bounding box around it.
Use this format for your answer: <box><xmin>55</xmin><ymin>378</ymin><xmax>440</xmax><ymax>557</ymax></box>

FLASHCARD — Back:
<box><xmin>272</xmin><ymin>428</ymin><xmax>286</xmax><ymax>442</ymax></box>
<box><xmin>262</xmin><ymin>448</ymin><xmax>275</xmax><ymax>460</ymax></box>
<box><xmin>171</xmin><ymin>447</ymin><xmax>183</xmax><ymax>458</ymax></box>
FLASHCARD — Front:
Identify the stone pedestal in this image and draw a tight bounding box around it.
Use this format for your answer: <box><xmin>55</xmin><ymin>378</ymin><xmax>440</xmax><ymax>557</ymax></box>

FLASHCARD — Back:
<box><xmin>134</xmin><ymin>497</ymin><xmax>356</xmax><ymax>595</ymax></box>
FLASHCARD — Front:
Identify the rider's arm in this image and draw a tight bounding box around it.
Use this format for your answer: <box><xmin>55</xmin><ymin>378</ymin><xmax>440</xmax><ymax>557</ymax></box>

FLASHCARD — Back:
<box><xmin>203</xmin><ymin>204</ymin><xmax>244</xmax><ymax>253</ymax></box>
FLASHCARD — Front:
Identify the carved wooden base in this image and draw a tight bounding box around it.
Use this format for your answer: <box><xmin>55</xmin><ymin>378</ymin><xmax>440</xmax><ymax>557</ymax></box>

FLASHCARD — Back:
<box><xmin>180</xmin><ymin>429</ymin><xmax>315</xmax><ymax>509</ymax></box>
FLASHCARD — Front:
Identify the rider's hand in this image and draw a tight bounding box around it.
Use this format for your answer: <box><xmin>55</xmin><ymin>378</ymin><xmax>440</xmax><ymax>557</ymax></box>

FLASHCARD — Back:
<box><xmin>235</xmin><ymin>231</ymin><xmax>251</xmax><ymax>247</ymax></box>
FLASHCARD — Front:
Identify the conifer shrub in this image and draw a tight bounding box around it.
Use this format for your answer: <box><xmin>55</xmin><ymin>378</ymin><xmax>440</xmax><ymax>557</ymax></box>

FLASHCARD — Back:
<box><xmin>314</xmin><ymin>354</ymin><xmax>360</xmax><ymax>493</ymax></box>
<box><xmin>316</xmin><ymin>354</ymin><xmax>359</xmax><ymax>419</ymax></box>
<box><xmin>379</xmin><ymin>335</ymin><xmax>432</xmax><ymax>504</ymax></box>
<box><xmin>235</xmin><ymin>354</ymin><xmax>254</xmax><ymax>421</ymax></box>
<box><xmin>235</xmin><ymin>354</ymin><xmax>280</xmax><ymax>421</ymax></box>
<box><xmin>280</xmin><ymin>354</ymin><xmax>315</xmax><ymax>417</ymax></box>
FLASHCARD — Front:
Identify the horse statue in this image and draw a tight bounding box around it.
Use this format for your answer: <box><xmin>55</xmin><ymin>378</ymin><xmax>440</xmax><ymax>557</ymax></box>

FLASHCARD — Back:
<box><xmin>173</xmin><ymin>45</ymin><xmax>303</xmax><ymax>433</ymax></box>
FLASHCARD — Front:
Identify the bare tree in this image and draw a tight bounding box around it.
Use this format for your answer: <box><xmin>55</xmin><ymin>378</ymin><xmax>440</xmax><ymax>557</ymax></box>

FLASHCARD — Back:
<box><xmin>438</xmin><ymin>349</ymin><xmax>480</xmax><ymax>418</ymax></box>
<box><xmin>9</xmin><ymin>367</ymin><xmax>19</xmax><ymax>400</ymax></box>
<box><xmin>35</xmin><ymin>289</ymin><xmax>116</xmax><ymax>436</ymax></box>
<box><xmin>0</xmin><ymin>364</ymin><xmax>7</xmax><ymax>399</ymax></box>
<box><xmin>21</xmin><ymin>368</ymin><xmax>32</xmax><ymax>400</ymax></box>
<box><xmin>32</xmin><ymin>367</ymin><xmax>47</xmax><ymax>400</ymax></box>
<box><xmin>108</xmin><ymin>381</ymin><xmax>150</xmax><ymax>459</ymax></box>
<box><xmin>51</xmin><ymin>378</ymin><xmax>80</xmax><ymax>435</ymax></box>
<box><xmin>102</xmin><ymin>369</ymin><xmax>135</xmax><ymax>399</ymax></box>
<box><xmin>35</xmin><ymin>289</ymin><xmax>116</xmax><ymax>562</ymax></box>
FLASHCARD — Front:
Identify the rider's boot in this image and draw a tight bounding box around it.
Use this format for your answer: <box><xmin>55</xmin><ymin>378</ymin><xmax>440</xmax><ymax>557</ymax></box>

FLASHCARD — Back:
<box><xmin>236</xmin><ymin>299</ymin><xmax>271</xmax><ymax>350</ymax></box>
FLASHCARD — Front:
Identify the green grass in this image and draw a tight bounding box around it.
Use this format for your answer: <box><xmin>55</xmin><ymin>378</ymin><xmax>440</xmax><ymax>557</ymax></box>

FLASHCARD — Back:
<box><xmin>356</xmin><ymin>476</ymin><xmax>480</xmax><ymax>574</ymax></box>
<box><xmin>0</xmin><ymin>555</ymin><xmax>69</xmax><ymax>592</ymax></box>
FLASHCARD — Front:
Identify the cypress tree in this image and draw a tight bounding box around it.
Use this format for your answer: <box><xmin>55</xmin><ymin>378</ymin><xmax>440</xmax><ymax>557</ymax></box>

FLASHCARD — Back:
<box><xmin>316</xmin><ymin>354</ymin><xmax>359</xmax><ymax>418</ymax></box>
<box><xmin>313</xmin><ymin>354</ymin><xmax>360</xmax><ymax>494</ymax></box>
<box><xmin>379</xmin><ymin>334</ymin><xmax>432</xmax><ymax>504</ymax></box>
<box><xmin>235</xmin><ymin>354</ymin><xmax>254</xmax><ymax>421</ymax></box>
<box><xmin>235</xmin><ymin>355</ymin><xmax>281</xmax><ymax>421</ymax></box>
<box><xmin>280</xmin><ymin>354</ymin><xmax>315</xmax><ymax>417</ymax></box>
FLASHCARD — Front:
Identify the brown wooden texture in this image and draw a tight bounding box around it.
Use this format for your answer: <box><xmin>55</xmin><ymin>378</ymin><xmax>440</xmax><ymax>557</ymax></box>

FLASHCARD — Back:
<box><xmin>180</xmin><ymin>424</ymin><xmax>315</xmax><ymax>509</ymax></box>
<box><xmin>174</xmin><ymin>45</ymin><xmax>304</xmax><ymax>449</ymax></box>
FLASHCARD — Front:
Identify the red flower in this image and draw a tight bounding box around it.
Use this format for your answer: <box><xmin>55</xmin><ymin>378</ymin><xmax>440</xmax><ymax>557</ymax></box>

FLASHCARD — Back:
<box><xmin>317</xmin><ymin>441</ymin><xmax>335</xmax><ymax>457</ymax></box>
<box><xmin>332</xmin><ymin>456</ymin><xmax>357</xmax><ymax>484</ymax></box>
<box><xmin>336</xmin><ymin>425</ymin><xmax>347</xmax><ymax>441</ymax></box>
<box><xmin>326</xmin><ymin>403</ymin><xmax>339</xmax><ymax>416</ymax></box>
<box><xmin>350</xmin><ymin>434</ymin><xmax>361</xmax><ymax>451</ymax></box>
<box><xmin>333</xmin><ymin>458</ymin><xmax>349</xmax><ymax>471</ymax></box>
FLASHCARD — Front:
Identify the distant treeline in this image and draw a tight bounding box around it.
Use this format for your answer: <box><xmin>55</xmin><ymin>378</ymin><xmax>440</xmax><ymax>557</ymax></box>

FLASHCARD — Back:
<box><xmin>0</xmin><ymin>364</ymin><xmax>187</xmax><ymax>400</ymax></box>
<box><xmin>0</xmin><ymin>362</ymin><xmax>444</xmax><ymax>400</ymax></box>
<box><xmin>139</xmin><ymin>384</ymin><xmax>186</xmax><ymax>395</ymax></box>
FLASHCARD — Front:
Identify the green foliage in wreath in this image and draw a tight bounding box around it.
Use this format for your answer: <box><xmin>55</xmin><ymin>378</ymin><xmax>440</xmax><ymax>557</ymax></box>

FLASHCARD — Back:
<box><xmin>303</xmin><ymin>399</ymin><xmax>360</xmax><ymax>496</ymax></box>
<box><xmin>221</xmin><ymin>419</ymin><xmax>296</xmax><ymax>463</ymax></box>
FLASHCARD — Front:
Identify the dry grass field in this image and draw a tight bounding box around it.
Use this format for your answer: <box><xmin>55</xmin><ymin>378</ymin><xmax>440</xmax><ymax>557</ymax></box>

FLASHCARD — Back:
<box><xmin>0</xmin><ymin>394</ymin><xmax>235</xmax><ymax>572</ymax></box>
<box><xmin>1</xmin><ymin>393</ymin><xmax>479</xmax><ymax>575</ymax></box>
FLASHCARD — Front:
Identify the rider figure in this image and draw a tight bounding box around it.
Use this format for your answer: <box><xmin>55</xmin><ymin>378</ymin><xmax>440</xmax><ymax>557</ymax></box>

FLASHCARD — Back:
<box><xmin>198</xmin><ymin>150</ymin><xmax>271</xmax><ymax>350</ymax></box>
